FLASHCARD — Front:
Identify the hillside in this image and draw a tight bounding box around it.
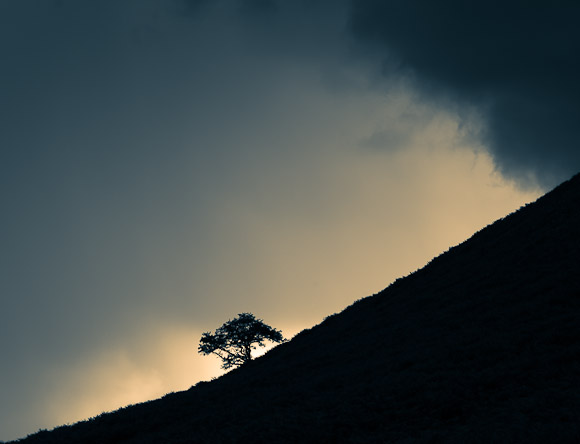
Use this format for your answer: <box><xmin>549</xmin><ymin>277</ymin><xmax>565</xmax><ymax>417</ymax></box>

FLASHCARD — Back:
<box><xmin>11</xmin><ymin>173</ymin><xmax>580</xmax><ymax>443</ymax></box>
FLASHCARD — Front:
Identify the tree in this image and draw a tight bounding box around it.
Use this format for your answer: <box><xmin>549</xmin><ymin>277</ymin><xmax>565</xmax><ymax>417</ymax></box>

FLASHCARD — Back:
<box><xmin>198</xmin><ymin>313</ymin><xmax>285</xmax><ymax>369</ymax></box>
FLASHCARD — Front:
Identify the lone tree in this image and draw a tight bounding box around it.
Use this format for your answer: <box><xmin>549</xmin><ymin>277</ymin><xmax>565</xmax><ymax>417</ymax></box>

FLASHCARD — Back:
<box><xmin>198</xmin><ymin>313</ymin><xmax>285</xmax><ymax>369</ymax></box>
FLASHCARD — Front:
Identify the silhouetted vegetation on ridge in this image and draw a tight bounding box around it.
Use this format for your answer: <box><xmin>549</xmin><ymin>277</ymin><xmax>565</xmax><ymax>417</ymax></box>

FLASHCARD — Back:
<box><xmin>11</xmin><ymin>173</ymin><xmax>580</xmax><ymax>443</ymax></box>
<box><xmin>198</xmin><ymin>312</ymin><xmax>285</xmax><ymax>369</ymax></box>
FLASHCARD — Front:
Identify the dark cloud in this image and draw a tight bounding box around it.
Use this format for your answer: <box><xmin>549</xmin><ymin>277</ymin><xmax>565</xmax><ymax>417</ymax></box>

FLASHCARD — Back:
<box><xmin>348</xmin><ymin>0</ymin><xmax>580</xmax><ymax>187</ymax></box>
<box><xmin>238</xmin><ymin>0</ymin><xmax>278</xmax><ymax>14</ymax></box>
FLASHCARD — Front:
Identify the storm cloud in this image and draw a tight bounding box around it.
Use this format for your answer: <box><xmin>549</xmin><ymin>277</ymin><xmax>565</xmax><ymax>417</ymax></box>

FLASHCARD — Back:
<box><xmin>347</xmin><ymin>0</ymin><xmax>580</xmax><ymax>188</ymax></box>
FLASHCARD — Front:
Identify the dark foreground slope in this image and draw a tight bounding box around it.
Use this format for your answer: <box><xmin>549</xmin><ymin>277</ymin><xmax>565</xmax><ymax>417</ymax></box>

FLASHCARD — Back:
<box><xmin>13</xmin><ymin>174</ymin><xmax>580</xmax><ymax>443</ymax></box>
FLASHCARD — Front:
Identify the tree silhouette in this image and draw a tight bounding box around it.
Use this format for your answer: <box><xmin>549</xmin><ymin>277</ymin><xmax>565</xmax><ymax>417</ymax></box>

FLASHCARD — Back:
<box><xmin>198</xmin><ymin>313</ymin><xmax>285</xmax><ymax>369</ymax></box>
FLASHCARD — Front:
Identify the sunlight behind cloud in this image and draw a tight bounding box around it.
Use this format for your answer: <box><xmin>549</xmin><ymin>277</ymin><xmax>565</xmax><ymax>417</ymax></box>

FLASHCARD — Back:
<box><xmin>189</xmin><ymin>91</ymin><xmax>542</xmax><ymax>327</ymax></box>
<box><xmin>41</xmin><ymin>325</ymin><xmax>220</xmax><ymax>429</ymax></box>
<box><xmin>39</xmin><ymin>322</ymin><xmax>306</xmax><ymax>431</ymax></box>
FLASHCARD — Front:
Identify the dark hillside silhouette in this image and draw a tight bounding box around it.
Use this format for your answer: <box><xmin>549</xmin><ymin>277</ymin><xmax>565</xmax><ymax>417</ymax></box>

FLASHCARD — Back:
<box><xmin>12</xmin><ymin>173</ymin><xmax>580</xmax><ymax>443</ymax></box>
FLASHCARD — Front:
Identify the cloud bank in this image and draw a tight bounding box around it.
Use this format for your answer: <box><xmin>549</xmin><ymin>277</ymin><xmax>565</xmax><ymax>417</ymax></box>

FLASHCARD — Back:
<box><xmin>348</xmin><ymin>0</ymin><xmax>580</xmax><ymax>187</ymax></box>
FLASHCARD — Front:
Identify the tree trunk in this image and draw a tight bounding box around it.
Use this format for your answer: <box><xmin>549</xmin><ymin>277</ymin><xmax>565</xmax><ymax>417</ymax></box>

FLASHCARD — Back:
<box><xmin>244</xmin><ymin>344</ymin><xmax>252</xmax><ymax>363</ymax></box>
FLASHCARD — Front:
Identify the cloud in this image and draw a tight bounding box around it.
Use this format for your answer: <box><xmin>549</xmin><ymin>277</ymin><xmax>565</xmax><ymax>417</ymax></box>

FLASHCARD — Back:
<box><xmin>0</xmin><ymin>1</ymin><xmax>544</xmax><ymax>440</ymax></box>
<box><xmin>347</xmin><ymin>0</ymin><xmax>580</xmax><ymax>188</ymax></box>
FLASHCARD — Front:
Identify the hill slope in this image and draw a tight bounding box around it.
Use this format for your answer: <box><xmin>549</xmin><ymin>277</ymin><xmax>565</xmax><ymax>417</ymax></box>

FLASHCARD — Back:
<box><xmin>12</xmin><ymin>174</ymin><xmax>580</xmax><ymax>443</ymax></box>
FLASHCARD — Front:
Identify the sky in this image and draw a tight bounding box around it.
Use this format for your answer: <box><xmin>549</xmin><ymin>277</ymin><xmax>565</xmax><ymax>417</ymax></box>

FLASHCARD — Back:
<box><xmin>1</xmin><ymin>0</ymin><xmax>578</xmax><ymax>440</ymax></box>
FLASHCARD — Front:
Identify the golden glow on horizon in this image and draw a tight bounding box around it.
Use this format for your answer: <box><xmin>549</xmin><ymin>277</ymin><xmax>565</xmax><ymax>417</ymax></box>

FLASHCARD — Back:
<box><xmin>42</xmin><ymin>326</ymin><xmax>218</xmax><ymax>427</ymax></box>
<box><xmin>42</xmin><ymin>324</ymin><xmax>306</xmax><ymax>429</ymax></box>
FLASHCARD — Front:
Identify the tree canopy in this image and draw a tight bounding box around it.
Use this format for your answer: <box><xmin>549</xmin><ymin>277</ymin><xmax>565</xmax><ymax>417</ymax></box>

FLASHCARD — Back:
<box><xmin>198</xmin><ymin>313</ymin><xmax>285</xmax><ymax>369</ymax></box>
